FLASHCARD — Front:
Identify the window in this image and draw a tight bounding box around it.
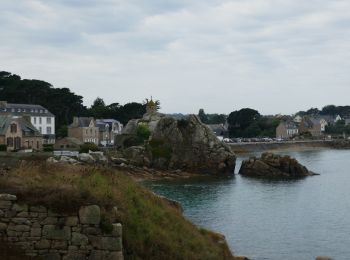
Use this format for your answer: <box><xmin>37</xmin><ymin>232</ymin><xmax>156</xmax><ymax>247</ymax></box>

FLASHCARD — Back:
<box><xmin>18</xmin><ymin>109</ymin><xmax>21</xmax><ymax>112</ymax></box>
<box><xmin>39</xmin><ymin>127</ymin><xmax>42</xmax><ymax>133</ymax></box>
<box><xmin>47</xmin><ymin>127</ymin><xmax>52</xmax><ymax>134</ymax></box>
<box><xmin>10</xmin><ymin>124</ymin><xmax>17</xmax><ymax>133</ymax></box>
<box><xmin>39</xmin><ymin>117</ymin><xmax>42</xmax><ymax>124</ymax></box>
<box><xmin>7</xmin><ymin>137</ymin><xmax>13</xmax><ymax>147</ymax></box>
<box><xmin>34</xmin><ymin>117</ymin><xmax>37</xmax><ymax>124</ymax></box>
<box><xmin>47</xmin><ymin>117</ymin><xmax>51</xmax><ymax>124</ymax></box>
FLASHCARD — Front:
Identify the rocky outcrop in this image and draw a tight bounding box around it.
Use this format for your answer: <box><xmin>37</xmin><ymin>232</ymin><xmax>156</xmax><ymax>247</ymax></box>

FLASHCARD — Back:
<box><xmin>239</xmin><ymin>152</ymin><xmax>317</xmax><ymax>178</ymax></box>
<box><xmin>329</xmin><ymin>139</ymin><xmax>350</xmax><ymax>149</ymax></box>
<box><xmin>0</xmin><ymin>194</ymin><xmax>123</xmax><ymax>260</ymax></box>
<box><xmin>117</xmin><ymin>112</ymin><xmax>236</xmax><ymax>174</ymax></box>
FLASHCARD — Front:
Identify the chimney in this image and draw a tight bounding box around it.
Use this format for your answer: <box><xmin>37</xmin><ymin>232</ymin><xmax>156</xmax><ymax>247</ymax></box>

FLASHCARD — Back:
<box><xmin>73</xmin><ymin>117</ymin><xmax>79</xmax><ymax>126</ymax></box>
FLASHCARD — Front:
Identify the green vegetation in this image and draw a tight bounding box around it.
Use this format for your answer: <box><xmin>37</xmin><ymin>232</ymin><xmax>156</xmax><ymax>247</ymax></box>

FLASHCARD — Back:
<box><xmin>136</xmin><ymin>124</ymin><xmax>151</xmax><ymax>141</ymax></box>
<box><xmin>227</xmin><ymin>108</ymin><xmax>280</xmax><ymax>138</ymax></box>
<box><xmin>0</xmin><ymin>163</ymin><xmax>234</xmax><ymax>260</ymax></box>
<box><xmin>0</xmin><ymin>71</ymin><xmax>146</xmax><ymax>137</ymax></box>
<box><xmin>148</xmin><ymin>138</ymin><xmax>172</xmax><ymax>160</ymax></box>
<box><xmin>326</xmin><ymin>120</ymin><xmax>350</xmax><ymax>135</ymax></box>
<box><xmin>79</xmin><ymin>143</ymin><xmax>100</xmax><ymax>153</ymax></box>
<box><xmin>123</xmin><ymin>125</ymin><xmax>151</xmax><ymax>148</ymax></box>
<box><xmin>297</xmin><ymin>105</ymin><xmax>350</xmax><ymax>117</ymax></box>
<box><xmin>198</xmin><ymin>109</ymin><xmax>227</xmax><ymax>124</ymax></box>
<box><xmin>43</xmin><ymin>144</ymin><xmax>54</xmax><ymax>152</ymax></box>
<box><xmin>0</xmin><ymin>144</ymin><xmax>7</xmax><ymax>151</ymax></box>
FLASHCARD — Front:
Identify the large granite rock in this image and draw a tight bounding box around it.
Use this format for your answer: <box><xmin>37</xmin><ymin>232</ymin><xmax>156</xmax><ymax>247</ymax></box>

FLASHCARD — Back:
<box><xmin>118</xmin><ymin>112</ymin><xmax>236</xmax><ymax>174</ymax></box>
<box><xmin>239</xmin><ymin>152</ymin><xmax>317</xmax><ymax>178</ymax></box>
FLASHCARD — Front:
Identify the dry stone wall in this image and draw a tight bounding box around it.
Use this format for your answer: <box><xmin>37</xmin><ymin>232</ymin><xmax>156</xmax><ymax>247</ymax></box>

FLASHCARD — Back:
<box><xmin>0</xmin><ymin>194</ymin><xmax>123</xmax><ymax>260</ymax></box>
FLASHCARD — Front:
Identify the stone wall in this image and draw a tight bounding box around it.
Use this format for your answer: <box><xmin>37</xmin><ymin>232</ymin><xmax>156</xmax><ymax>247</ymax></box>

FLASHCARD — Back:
<box><xmin>0</xmin><ymin>194</ymin><xmax>123</xmax><ymax>260</ymax></box>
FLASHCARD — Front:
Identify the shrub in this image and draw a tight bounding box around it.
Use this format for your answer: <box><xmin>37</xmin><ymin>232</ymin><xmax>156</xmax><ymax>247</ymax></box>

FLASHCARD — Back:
<box><xmin>124</xmin><ymin>136</ymin><xmax>143</xmax><ymax>148</ymax></box>
<box><xmin>148</xmin><ymin>138</ymin><xmax>172</xmax><ymax>160</ymax></box>
<box><xmin>43</xmin><ymin>144</ymin><xmax>54</xmax><ymax>152</ymax></box>
<box><xmin>136</xmin><ymin>124</ymin><xmax>151</xmax><ymax>141</ymax></box>
<box><xmin>0</xmin><ymin>144</ymin><xmax>7</xmax><ymax>152</ymax></box>
<box><xmin>80</xmin><ymin>143</ymin><xmax>100</xmax><ymax>153</ymax></box>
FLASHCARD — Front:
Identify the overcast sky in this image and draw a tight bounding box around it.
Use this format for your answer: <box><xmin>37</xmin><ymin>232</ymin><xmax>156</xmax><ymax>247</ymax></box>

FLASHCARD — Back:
<box><xmin>1</xmin><ymin>0</ymin><xmax>350</xmax><ymax>115</ymax></box>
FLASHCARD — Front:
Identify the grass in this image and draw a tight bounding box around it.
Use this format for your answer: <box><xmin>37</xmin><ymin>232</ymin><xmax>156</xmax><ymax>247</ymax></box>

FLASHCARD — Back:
<box><xmin>0</xmin><ymin>162</ymin><xmax>234</xmax><ymax>260</ymax></box>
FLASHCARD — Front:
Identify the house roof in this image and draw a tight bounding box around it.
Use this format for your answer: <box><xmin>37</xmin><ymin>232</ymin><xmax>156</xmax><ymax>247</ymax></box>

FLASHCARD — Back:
<box><xmin>0</xmin><ymin>102</ymin><xmax>54</xmax><ymax>117</ymax></box>
<box><xmin>280</xmin><ymin>121</ymin><xmax>298</xmax><ymax>129</ymax></box>
<box><xmin>206</xmin><ymin>124</ymin><xmax>228</xmax><ymax>135</ymax></box>
<box><xmin>69</xmin><ymin>117</ymin><xmax>95</xmax><ymax>128</ymax></box>
<box><xmin>96</xmin><ymin>119</ymin><xmax>122</xmax><ymax>131</ymax></box>
<box><xmin>0</xmin><ymin>115</ymin><xmax>42</xmax><ymax>136</ymax></box>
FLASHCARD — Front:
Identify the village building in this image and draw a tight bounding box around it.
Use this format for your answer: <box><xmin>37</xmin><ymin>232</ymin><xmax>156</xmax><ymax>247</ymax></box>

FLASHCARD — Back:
<box><xmin>276</xmin><ymin>121</ymin><xmax>299</xmax><ymax>139</ymax></box>
<box><xmin>68</xmin><ymin>117</ymin><xmax>99</xmax><ymax>145</ymax></box>
<box><xmin>299</xmin><ymin>117</ymin><xmax>327</xmax><ymax>137</ymax></box>
<box><xmin>54</xmin><ymin>137</ymin><xmax>83</xmax><ymax>151</ymax></box>
<box><xmin>293</xmin><ymin>115</ymin><xmax>302</xmax><ymax>123</ymax></box>
<box><xmin>0</xmin><ymin>115</ymin><xmax>43</xmax><ymax>151</ymax></box>
<box><xmin>96</xmin><ymin>119</ymin><xmax>123</xmax><ymax>146</ymax></box>
<box><xmin>206</xmin><ymin>123</ymin><xmax>229</xmax><ymax>139</ymax></box>
<box><xmin>0</xmin><ymin>101</ymin><xmax>55</xmax><ymax>144</ymax></box>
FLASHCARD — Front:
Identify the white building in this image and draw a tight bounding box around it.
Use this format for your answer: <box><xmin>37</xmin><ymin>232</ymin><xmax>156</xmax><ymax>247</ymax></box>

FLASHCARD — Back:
<box><xmin>0</xmin><ymin>101</ymin><xmax>55</xmax><ymax>144</ymax></box>
<box><xmin>96</xmin><ymin>119</ymin><xmax>123</xmax><ymax>146</ymax></box>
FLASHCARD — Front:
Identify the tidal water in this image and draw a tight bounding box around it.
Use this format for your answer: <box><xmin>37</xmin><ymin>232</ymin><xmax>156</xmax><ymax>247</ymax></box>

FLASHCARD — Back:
<box><xmin>145</xmin><ymin>150</ymin><xmax>350</xmax><ymax>260</ymax></box>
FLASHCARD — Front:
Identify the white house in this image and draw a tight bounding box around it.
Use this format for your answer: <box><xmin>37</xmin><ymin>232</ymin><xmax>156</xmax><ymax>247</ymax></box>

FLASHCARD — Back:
<box><xmin>96</xmin><ymin>119</ymin><xmax>123</xmax><ymax>146</ymax></box>
<box><xmin>0</xmin><ymin>101</ymin><xmax>55</xmax><ymax>144</ymax></box>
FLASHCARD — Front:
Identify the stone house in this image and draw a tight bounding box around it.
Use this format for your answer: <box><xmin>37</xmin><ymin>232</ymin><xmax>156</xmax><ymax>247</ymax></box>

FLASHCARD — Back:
<box><xmin>96</xmin><ymin>119</ymin><xmax>123</xmax><ymax>146</ymax></box>
<box><xmin>0</xmin><ymin>101</ymin><xmax>55</xmax><ymax>144</ymax></box>
<box><xmin>276</xmin><ymin>121</ymin><xmax>299</xmax><ymax>139</ymax></box>
<box><xmin>68</xmin><ymin>117</ymin><xmax>99</xmax><ymax>145</ymax></box>
<box><xmin>299</xmin><ymin>117</ymin><xmax>326</xmax><ymax>137</ymax></box>
<box><xmin>0</xmin><ymin>115</ymin><xmax>43</xmax><ymax>151</ymax></box>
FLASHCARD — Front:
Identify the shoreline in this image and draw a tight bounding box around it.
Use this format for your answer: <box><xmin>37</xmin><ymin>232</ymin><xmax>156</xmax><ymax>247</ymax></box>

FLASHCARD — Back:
<box><xmin>229</xmin><ymin>140</ymin><xmax>334</xmax><ymax>153</ymax></box>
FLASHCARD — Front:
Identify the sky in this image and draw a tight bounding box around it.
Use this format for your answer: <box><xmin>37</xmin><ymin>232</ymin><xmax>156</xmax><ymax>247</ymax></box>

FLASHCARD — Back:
<box><xmin>1</xmin><ymin>0</ymin><xmax>350</xmax><ymax>115</ymax></box>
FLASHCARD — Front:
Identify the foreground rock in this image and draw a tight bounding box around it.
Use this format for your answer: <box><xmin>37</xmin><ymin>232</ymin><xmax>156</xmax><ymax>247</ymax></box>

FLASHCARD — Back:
<box><xmin>117</xmin><ymin>112</ymin><xmax>236</xmax><ymax>174</ymax></box>
<box><xmin>239</xmin><ymin>152</ymin><xmax>318</xmax><ymax>178</ymax></box>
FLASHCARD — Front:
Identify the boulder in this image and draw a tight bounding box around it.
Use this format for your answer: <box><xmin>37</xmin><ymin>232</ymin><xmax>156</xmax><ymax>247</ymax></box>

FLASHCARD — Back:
<box><xmin>89</xmin><ymin>151</ymin><xmax>108</xmax><ymax>163</ymax></box>
<box><xmin>111</xmin><ymin>157</ymin><xmax>129</xmax><ymax>165</ymax></box>
<box><xmin>239</xmin><ymin>152</ymin><xmax>318</xmax><ymax>178</ymax></box>
<box><xmin>78</xmin><ymin>153</ymin><xmax>96</xmax><ymax>164</ymax></box>
<box><xmin>120</xmin><ymin>112</ymin><xmax>236</xmax><ymax>174</ymax></box>
<box><xmin>47</xmin><ymin>157</ymin><xmax>58</xmax><ymax>163</ymax></box>
<box><xmin>60</xmin><ymin>156</ymin><xmax>78</xmax><ymax>164</ymax></box>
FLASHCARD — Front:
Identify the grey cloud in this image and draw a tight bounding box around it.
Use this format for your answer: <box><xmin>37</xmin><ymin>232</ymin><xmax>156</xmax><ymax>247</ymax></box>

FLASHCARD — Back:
<box><xmin>1</xmin><ymin>0</ymin><xmax>350</xmax><ymax>115</ymax></box>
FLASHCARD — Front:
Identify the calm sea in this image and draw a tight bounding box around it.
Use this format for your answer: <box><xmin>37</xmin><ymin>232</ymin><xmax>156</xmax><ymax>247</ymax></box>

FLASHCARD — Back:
<box><xmin>145</xmin><ymin>149</ymin><xmax>350</xmax><ymax>260</ymax></box>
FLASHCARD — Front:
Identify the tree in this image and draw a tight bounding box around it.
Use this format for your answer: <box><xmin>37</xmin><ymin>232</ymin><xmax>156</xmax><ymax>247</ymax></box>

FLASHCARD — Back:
<box><xmin>198</xmin><ymin>109</ymin><xmax>208</xmax><ymax>124</ymax></box>
<box><xmin>227</xmin><ymin>108</ymin><xmax>260</xmax><ymax>129</ymax></box>
<box><xmin>0</xmin><ymin>71</ymin><xmax>87</xmax><ymax>132</ymax></box>
<box><xmin>89</xmin><ymin>97</ymin><xmax>108</xmax><ymax>118</ymax></box>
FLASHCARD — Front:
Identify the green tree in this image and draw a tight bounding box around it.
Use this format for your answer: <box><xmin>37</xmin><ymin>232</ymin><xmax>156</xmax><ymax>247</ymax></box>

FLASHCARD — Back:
<box><xmin>198</xmin><ymin>109</ymin><xmax>208</xmax><ymax>124</ymax></box>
